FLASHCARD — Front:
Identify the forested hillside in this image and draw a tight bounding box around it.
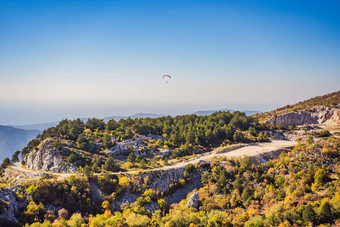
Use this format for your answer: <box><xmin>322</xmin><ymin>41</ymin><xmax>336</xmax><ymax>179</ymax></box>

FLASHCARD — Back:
<box><xmin>16</xmin><ymin>111</ymin><xmax>268</xmax><ymax>174</ymax></box>
<box><xmin>6</xmin><ymin>136</ymin><xmax>339</xmax><ymax>226</ymax></box>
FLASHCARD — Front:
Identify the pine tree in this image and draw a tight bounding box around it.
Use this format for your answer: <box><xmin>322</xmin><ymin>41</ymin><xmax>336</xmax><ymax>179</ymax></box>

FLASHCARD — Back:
<box><xmin>302</xmin><ymin>204</ymin><xmax>317</xmax><ymax>224</ymax></box>
<box><xmin>319</xmin><ymin>201</ymin><xmax>333</xmax><ymax>223</ymax></box>
<box><xmin>103</xmin><ymin>132</ymin><xmax>112</xmax><ymax>148</ymax></box>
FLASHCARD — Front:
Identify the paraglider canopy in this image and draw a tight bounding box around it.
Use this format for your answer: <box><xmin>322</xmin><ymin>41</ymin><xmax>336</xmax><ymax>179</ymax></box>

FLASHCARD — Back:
<box><xmin>162</xmin><ymin>75</ymin><xmax>171</xmax><ymax>84</ymax></box>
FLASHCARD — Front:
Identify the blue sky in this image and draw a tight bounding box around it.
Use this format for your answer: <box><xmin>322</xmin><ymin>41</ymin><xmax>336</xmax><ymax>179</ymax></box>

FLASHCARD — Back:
<box><xmin>0</xmin><ymin>0</ymin><xmax>340</xmax><ymax>125</ymax></box>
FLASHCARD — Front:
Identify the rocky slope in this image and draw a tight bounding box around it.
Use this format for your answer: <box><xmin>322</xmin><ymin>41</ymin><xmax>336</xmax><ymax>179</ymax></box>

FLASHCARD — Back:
<box><xmin>24</xmin><ymin>139</ymin><xmax>77</xmax><ymax>173</ymax></box>
<box><xmin>265</xmin><ymin>106</ymin><xmax>340</xmax><ymax>127</ymax></box>
<box><xmin>0</xmin><ymin>186</ymin><xmax>26</xmax><ymax>223</ymax></box>
<box><xmin>133</xmin><ymin>167</ymin><xmax>186</xmax><ymax>193</ymax></box>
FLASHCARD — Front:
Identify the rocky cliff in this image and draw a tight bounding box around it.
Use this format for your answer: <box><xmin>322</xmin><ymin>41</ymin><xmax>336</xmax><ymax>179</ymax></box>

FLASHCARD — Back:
<box><xmin>265</xmin><ymin>106</ymin><xmax>340</xmax><ymax>127</ymax></box>
<box><xmin>24</xmin><ymin>139</ymin><xmax>77</xmax><ymax>173</ymax></box>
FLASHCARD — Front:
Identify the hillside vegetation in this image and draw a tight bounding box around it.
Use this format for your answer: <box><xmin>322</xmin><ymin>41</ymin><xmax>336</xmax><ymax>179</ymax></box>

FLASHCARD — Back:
<box><xmin>256</xmin><ymin>90</ymin><xmax>340</xmax><ymax>121</ymax></box>
<box><xmin>6</xmin><ymin>136</ymin><xmax>339</xmax><ymax>226</ymax></box>
<box><xmin>18</xmin><ymin>111</ymin><xmax>269</xmax><ymax>173</ymax></box>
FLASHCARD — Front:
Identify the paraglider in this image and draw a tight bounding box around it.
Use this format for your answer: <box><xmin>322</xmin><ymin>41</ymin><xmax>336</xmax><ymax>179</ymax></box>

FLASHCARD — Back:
<box><xmin>162</xmin><ymin>75</ymin><xmax>171</xmax><ymax>84</ymax></box>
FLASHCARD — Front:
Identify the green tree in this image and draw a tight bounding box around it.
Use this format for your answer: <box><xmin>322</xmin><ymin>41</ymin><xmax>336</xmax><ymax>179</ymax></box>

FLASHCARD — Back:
<box><xmin>233</xmin><ymin>131</ymin><xmax>245</xmax><ymax>142</ymax></box>
<box><xmin>106</xmin><ymin>120</ymin><xmax>118</xmax><ymax>131</ymax></box>
<box><xmin>86</xmin><ymin>118</ymin><xmax>105</xmax><ymax>131</ymax></box>
<box><xmin>314</xmin><ymin>169</ymin><xmax>329</xmax><ymax>184</ymax></box>
<box><xmin>302</xmin><ymin>204</ymin><xmax>317</xmax><ymax>224</ymax></box>
<box><xmin>0</xmin><ymin>158</ymin><xmax>11</xmax><ymax>170</ymax></box>
<box><xmin>91</xmin><ymin>159</ymin><xmax>101</xmax><ymax>173</ymax></box>
<box><xmin>67</xmin><ymin>153</ymin><xmax>77</xmax><ymax>163</ymax></box>
<box><xmin>83</xmin><ymin>165</ymin><xmax>92</xmax><ymax>178</ymax></box>
<box><xmin>186</xmin><ymin>131</ymin><xmax>195</xmax><ymax>144</ymax></box>
<box><xmin>11</xmin><ymin>150</ymin><xmax>20</xmax><ymax>162</ymax></box>
<box><xmin>242</xmin><ymin>186</ymin><xmax>252</xmax><ymax>201</ymax></box>
<box><xmin>127</xmin><ymin>152</ymin><xmax>136</xmax><ymax>163</ymax></box>
<box><xmin>76</xmin><ymin>135</ymin><xmax>89</xmax><ymax>151</ymax></box>
<box><xmin>103</xmin><ymin>157</ymin><xmax>117</xmax><ymax>172</ymax></box>
<box><xmin>103</xmin><ymin>132</ymin><xmax>112</xmax><ymax>148</ymax></box>
<box><xmin>52</xmin><ymin>138</ymin><xmax>62</xmax><ymax>150</ymax></box>
<box><xmin>319</xmin><ymin>201</ymin><xmax>333</xmax><ymax>223</ymax></box>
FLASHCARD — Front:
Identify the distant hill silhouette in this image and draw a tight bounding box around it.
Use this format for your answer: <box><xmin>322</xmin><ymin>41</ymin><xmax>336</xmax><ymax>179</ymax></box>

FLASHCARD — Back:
<box><xmin>0</xmin><ymin>125</ymin><xmax>40</xmax><ymax>161</ymax></box>
<box><xmin>192</xmin><ymin>109</ymin><xmax>259</xmax><ymax>116</ymax></box>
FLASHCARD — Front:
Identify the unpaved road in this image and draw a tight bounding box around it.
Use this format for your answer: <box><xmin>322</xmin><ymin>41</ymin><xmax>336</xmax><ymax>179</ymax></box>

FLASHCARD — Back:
<box><xmin>11</xmin><ymin>162</ymin><xmax>74</xmax><ymax>178</ymax></box>
<box><xmin>149</xmin><ymin>140</ymin><xmax>295</xmax><ymax>171</ymax></box>
<box><xmin>11</xmin><ymin>140</ymin><xmax>296</xmax><ymax>176</ymax></box>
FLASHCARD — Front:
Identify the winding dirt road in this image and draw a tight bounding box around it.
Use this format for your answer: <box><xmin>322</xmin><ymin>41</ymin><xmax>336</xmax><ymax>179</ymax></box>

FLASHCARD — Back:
<box><xmin>10</xmin><ymin>140</ymin><xmax>296</xmax><ymax>177</ymax></box>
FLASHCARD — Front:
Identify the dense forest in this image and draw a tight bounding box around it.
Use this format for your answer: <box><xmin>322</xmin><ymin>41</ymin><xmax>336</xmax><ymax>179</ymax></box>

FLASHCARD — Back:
<box><xmin>5</xmin><ymin>136</ymin><xmax>338</xmax><ymax>226</ymax></box>
<box><xmin>26</xmin><ymin>111</ymin><xmax>265</xmax><ymax>150</ymax></box>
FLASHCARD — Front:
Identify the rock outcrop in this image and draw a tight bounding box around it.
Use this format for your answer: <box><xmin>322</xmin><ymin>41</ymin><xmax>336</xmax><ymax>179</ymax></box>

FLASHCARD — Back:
<box><xmin>3</xmin><ymin>167</ymin><xmax>51</xmax><ymax>185</ymax></box>
<box><xmin>0</xmin><ymin>186</ymin><xmax>26</xmax><ymax>222</ymax></box>
<box><xmin>133</xmin><ymin>168</ymin><xmax>186</xmax><ymax>193</ymax></box>
<box><xmin>187</xmin><ymin>192</ymin><xmax>199</xmax><ymax>208</ymax></box>
<box><xmin>107</xmin><ymin>138</ymin><xmax>156</xmax><ymax>159</ymax></box>
<box><xmin>24</xmin><ymin>139</ymin><xmax>77</xmax><ymax>173</ymax></box>
<box><xmin>266</xmin><ymin>107</ymin><xmax>340</xmax><ymax>127</ymax></box>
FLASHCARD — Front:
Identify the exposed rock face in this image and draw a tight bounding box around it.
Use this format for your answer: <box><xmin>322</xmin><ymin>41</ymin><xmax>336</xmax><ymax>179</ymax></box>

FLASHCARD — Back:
<box><xmin>107</xmin><ymin>138</ymin><xmax>156</xmax><ymax>158</ymax></box>
<box><xmin>133</xmin><ymin>168</ymin><xmax>186</xmax><ymax>193</ymax></box>
<box><xmin>164</xmin><ymin>172</ymin><xmax>202</xmax><ymax>205</ymax></box>
<box><xmin>137</xmin><ymin>134</ymin><xmax>168</xmax><ymax>141</ymax></box>
<box><xmin>0</xmin><ymin>186</ymin><xmax>26</xmax><ymax>222</ymax></box>
<box><xmin>187</xmin><ymin>192</ymin><xmax>199</xmax><ymax>208</ymax></box>
<box><xmin>266</xmin><ymin>107</ymin><xmax>340</xmax><ymax>127</ymax></box>
<box><xmin>24</xmin><ymin>139</ymin><xmax>77</xmax><ymax>173</ymax></box>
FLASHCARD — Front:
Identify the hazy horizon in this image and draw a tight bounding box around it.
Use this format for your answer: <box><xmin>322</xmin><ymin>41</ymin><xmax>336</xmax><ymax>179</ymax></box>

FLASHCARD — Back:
<box><xmin>1</xmin><ymin>0</ymin><xmax>340</xmax><ymax>125</ymax></box>
<box><xmin>1</xmin><ymin>102</ymin><xmax>270</xmax><ymax>126</ymax></box>
<box><xmin>0</xmin><ymin>88</ymin><xmax>336</xmax><ymax>126</ymax></box>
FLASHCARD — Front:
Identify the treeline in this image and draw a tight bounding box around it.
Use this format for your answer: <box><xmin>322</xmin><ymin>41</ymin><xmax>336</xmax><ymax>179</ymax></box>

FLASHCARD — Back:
<box><xmin>21</xmin><ymin>111</ymin><xmax>268</xmax><ymax>156</ymax></box>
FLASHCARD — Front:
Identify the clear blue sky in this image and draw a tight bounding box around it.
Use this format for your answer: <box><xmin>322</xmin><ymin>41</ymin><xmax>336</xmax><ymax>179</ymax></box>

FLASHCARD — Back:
<box><xmin>1</xmin><ymin>0</ymin><xmax>340</xmax><ymax>125</ymax></box>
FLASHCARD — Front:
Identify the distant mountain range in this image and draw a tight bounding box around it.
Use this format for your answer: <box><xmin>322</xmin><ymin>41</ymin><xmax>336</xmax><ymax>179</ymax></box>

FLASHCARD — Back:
<box><xmin>0</xmin><ymin>125</ymin><xmax>40</xmax><ymax>162</ymax></box>
<box><xmin>11</xmin><ymin>121</ymin><xmax>61</xmax><ymax>131</ymax></box>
